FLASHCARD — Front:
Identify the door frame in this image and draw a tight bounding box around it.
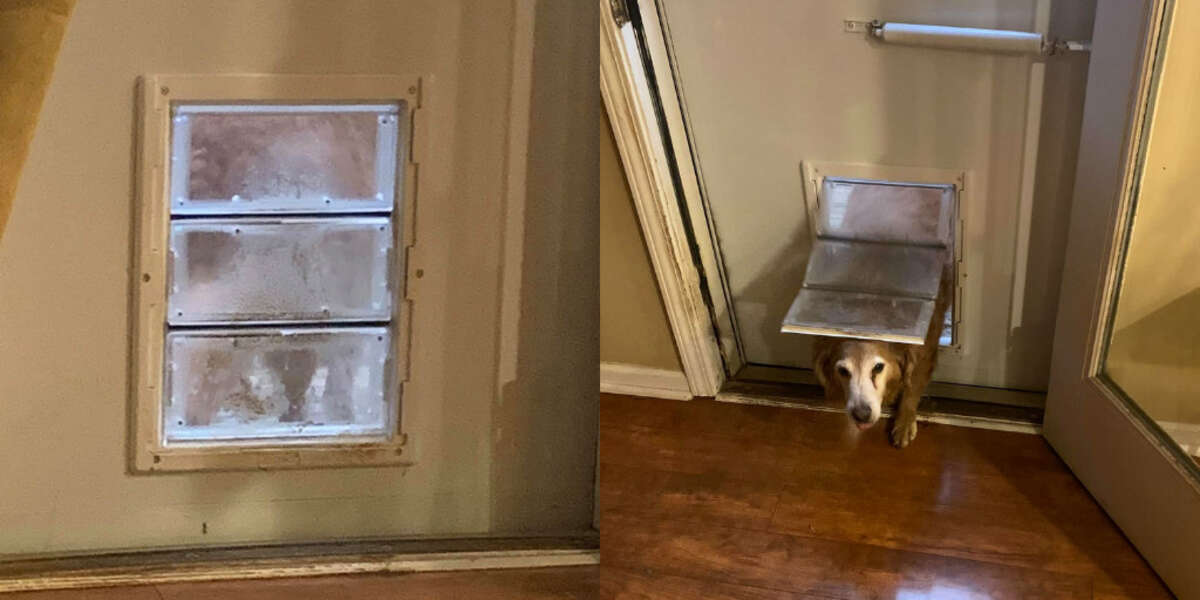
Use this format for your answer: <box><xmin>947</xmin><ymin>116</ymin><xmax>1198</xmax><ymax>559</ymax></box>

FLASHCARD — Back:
<box><xmin>600</xmin><ymin>0</ymin><xmax>735</xmax><ymax>397</ymax></box>
<box><xmin>1045</xmin><ymin>0</ymin><xmax>1200</xmax><ymax>596</ymax></box>
<box><xmin>601</xmin><ymin>0</ymin><xmax>1056</xmax><ymax>406</ymax></box>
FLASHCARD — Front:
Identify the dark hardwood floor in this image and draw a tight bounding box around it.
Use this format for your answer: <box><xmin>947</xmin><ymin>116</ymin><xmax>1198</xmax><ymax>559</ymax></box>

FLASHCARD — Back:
<box><xmin>595</xmin><ymin>394</ymin><xmax>1171</xmax><ymax>599</ymax></box>
<box><xmin>9</xmin><ymin>394</ymin><xmax>1172</xmax><ymax>599</ymax></box>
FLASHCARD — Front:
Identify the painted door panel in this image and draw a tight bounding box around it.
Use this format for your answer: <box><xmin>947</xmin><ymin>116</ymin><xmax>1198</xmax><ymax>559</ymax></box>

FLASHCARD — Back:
<box><xmin>660</xmin><ymin>0</ymin><xmax>1094</xmax><ymax>389</ymax></box>
<box><xmin>1045</xmin><ymin>1</ymin><xmax>1200</xmax><ymax>595</ymax></box>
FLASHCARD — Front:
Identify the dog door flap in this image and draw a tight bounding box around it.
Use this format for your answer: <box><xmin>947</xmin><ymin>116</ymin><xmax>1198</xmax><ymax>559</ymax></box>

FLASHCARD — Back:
<box><xmin>782</xmin><ymin>177</ymin><xmax>955</xmax><ymax>344</ymax></box>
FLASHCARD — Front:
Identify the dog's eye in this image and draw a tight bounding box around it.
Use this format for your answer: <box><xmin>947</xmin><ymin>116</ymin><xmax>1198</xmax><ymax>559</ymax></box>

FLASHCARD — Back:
<box><xmin>872</xmin><ymin>362</ymin><xmax>885</xmax><ymax>375</ymax></box>
<box><xmin>837</xmin><ymin>366</ymin><xmax>850</xmax><ymax>378</ymax></box>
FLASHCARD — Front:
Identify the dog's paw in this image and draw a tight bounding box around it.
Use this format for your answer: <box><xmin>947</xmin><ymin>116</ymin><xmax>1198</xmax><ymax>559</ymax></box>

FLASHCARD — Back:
<box><xmin>891</xmin><ymin>419</ymin><xmax>918</xmax><ymax>448</ymax></box>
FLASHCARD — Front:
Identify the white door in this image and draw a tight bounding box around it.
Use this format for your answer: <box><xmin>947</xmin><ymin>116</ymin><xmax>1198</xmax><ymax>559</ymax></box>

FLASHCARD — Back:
<box><xmin>656</xmin><ymin>0</ymin><xmax>1094</xmax><ymax>390</ymax></box>
<box><xmin>1045</xmin><ymin>0</ymin><xmax>1200</xmax><ymax>595</ymax></box>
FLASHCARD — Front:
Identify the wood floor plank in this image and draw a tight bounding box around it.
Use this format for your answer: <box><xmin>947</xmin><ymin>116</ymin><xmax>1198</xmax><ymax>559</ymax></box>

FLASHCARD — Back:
<box><xmin>597</xmin><ymin>462</ymin><xmax>781</xmax><ymax>531</ymax></box>
<box><xmin>602</xmin><ymin>396</ymin><xmax>1067</xmax><ymax>476</ymax></box>
<box><xmin>599</xmin><ymin>510</ymin><xmax>1094</xmax><ymax>599</ymax></box>
<box><xmin>155</xmin><ymin>567</ymin><xmax>599</xmax><ymax>599</ymax></box>
<box><xmin>596</xmin><ymin>566</ymin><xmax>818</xmax><ymax>599</ymax></box>
<box><xmin>600</xmin><ymin>394</ymin><xmax>1172</xmax><ymax>599</ymax></box>
<box><xmin>3</xmin><ymin>586</ymin><xmax>162</xmax><ymax>600</ymax></box>
<box><xmin>599</xmin><ymin>393</ymin><xmax>811</xmax><ymax>443</ymax></box>
<box><xmin>770</xmin><ymin>484</ymin><xmax>1160</xmax><ymax>589</ymax></box>
<box><xmin>598</xmin><ymin>423</ymin><xmax>802</xmax><ymax>484</ymax></box>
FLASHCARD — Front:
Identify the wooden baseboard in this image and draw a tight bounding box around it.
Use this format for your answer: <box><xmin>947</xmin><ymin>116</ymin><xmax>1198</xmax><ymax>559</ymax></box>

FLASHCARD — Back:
<box><xmin>600</xmin><ymin>362</ymin><xmax>692</xmax><ymax>400</ymax></box>
<box><xmin>0</xmin><ymin>535</ymin><xmax>598</xmax><ymax>593</ymax></box>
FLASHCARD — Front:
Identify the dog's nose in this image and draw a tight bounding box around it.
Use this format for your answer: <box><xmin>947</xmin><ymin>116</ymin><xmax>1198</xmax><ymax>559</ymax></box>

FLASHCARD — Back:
<box><xmin>851</xmin><ymin>404</ymin><xmax>872</xmax><ymax>423</ymax></box>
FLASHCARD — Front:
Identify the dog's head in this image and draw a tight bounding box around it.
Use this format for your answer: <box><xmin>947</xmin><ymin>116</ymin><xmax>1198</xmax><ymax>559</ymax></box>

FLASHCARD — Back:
<box><xmin>813</xmin><ymin>338</ymin><xmax>911</xmax><ymax>430</ymax></box>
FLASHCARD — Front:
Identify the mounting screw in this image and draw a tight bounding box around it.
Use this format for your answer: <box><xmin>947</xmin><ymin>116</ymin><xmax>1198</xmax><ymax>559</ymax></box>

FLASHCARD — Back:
<box><xmin>415</xmin><ymin>268</ymin><xmax>424</xmax><ymax>279</ymax></box>
<box><xmin>160</xmin><ymin>86</ymin><xmax>169</xmax><ymax>95</ymax></box>
<box><xmin>142</xmin><ymin>273</ymin><xmax>151</xmax><ymax>283</ymax></box>
<box><xmin>407</xmin><ymin>85</ymin><xmax>417</xmax><ymax>95</ymax></box>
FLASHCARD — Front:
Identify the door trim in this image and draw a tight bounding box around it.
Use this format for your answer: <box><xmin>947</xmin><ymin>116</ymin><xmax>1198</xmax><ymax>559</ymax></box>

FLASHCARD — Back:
<box><xmin>600</xmin><ymin>0</ymin><xmax>727</xmax><ymax>396</ymax></box>
<box><xmin>0</xmin><ymin>536</ymin><xmax>598</xmax><ymax>593</ymax></box>
<box><xmin>629</xmin><ymin>0</ymin><xmax>745</xmax><ymax>377</ymax></box>
<box><xmin>1045</xmin><ymin>0</ymin><xmax>1200</xmax><ymax>595</ymax></box>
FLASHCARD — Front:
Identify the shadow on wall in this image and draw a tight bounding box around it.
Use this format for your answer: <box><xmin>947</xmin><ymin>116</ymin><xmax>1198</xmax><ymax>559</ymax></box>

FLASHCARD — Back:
<box><xmin>732</xmin><ymin>223</ymin><xmax>813</xmax><ymax>368</ymax></box>
<box><xmin>492</xmin><ymin>0</ymin><xmax>601</xmax><ymax>535</ymax></box>
<box><xmin>1006</xmin><ymin>0</ymin><xmax>1096</xmax><ymax>389</ymax></box>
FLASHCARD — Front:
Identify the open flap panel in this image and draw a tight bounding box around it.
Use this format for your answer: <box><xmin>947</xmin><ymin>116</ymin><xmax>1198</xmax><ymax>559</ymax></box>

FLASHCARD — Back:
<box><xmin>782</xmin><ymin>177</ymin><xmax>955</xmax><ymax>344</ymax></box>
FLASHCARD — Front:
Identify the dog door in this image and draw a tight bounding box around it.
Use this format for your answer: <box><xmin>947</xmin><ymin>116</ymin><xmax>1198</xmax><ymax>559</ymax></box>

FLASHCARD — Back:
<box><xmin>782</xmin><ymin>177</ymin><xmax>955</xmax><ymax>344</ymax></box>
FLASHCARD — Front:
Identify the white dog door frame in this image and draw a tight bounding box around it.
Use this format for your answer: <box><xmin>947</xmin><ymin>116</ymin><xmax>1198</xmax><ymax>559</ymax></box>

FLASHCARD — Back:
<box><xmin>131</xmin><ymin>74</ymin><xmax>426</xmax><ymax>473</ymax></box>
<box><xmin>782</xmin><ymin>172</ymin><xmax>959</xmax><ymax>345</ymax></box>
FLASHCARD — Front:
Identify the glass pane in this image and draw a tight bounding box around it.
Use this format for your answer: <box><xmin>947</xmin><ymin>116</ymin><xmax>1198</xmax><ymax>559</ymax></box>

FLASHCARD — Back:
<box><xmin>817</xmin><ymin>178</ymin><xmax>955</xmax><ymax>246</ymax></box>
<box><xmin>782</xmin><ymin>288</ymin><xmax>935</xmax><ymax>345</ymax></box>
<box><xmin>170</xmin><ymin>103</ymin><xmax>403</xmax><ymax>215</ymax></box>
<box><xmin>804</xmin><ymin>239</ymin><xmax>946</xmax><ymax>300</ymax></box>
<box><xmin>1102</xmin><ymin>3</ymin><xmax>1200</xmax><ymax>460</ymax></box>
<box><xmin>168</xmin><ymin>217</ymin><xmax>393</xmax><ymax>324</ymax></box>
<box><xmin>164</xmin><ymin>327</ymin><xmax>393</xmax><ymax>443</ymax></box>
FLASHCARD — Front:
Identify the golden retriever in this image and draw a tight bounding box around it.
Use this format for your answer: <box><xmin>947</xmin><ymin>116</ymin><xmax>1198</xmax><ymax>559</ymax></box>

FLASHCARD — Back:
<box><xmin>812</xmin><ymin>267</ymin><xmax>952</xmax><ymax>448</ymax></box>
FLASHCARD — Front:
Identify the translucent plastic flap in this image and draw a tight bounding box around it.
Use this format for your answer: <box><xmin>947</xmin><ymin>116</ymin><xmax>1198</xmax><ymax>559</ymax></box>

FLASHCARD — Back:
<box><xmin>783</xmin><ymin>177</ymin><xmax>955</xmax><ymax>344</ymax></box>
<box><xmin>815</xmin><ymin>178</ymin><xmax>954</xmax><ymax>246</ymax></box>
<box><xmin>170</xmin><ymin>103</ymin><xmax>403</xmax><ymax>215</ymax></box>
<box><xmin>783</xmin><ymin>288</ymin><xmax>935</xmax><ymax>344</ymax></box>
<box><xmin>167</xmin><ymin>217</ymin><xmax>394</xmax><ymax>325</ymax></box>
<box><xmin>803</xmin><ymin>240</ymin><xmax>946</xmax><ymax>300</ymax></box>
<box><xmin>164</xmin><ymin>327</ymin><xmax>394</xmax><ymax>443</ymax></box>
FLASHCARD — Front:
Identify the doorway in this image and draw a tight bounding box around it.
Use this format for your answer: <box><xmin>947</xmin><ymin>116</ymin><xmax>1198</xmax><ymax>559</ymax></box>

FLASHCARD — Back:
<box><xmin>622</xmin><ymin>0</ymin><xmax>1097</xmax><ymax>413</ymax></box>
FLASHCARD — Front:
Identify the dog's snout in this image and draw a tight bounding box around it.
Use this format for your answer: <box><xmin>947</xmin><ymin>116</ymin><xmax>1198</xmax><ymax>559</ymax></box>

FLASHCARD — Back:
<box><xmin>850</xmin><ymin>404</ymin><xmax>872</xmax><ymax>423</ymax></box>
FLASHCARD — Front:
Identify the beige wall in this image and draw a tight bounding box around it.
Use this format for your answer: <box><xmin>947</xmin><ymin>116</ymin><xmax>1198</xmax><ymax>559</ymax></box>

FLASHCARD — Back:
<box><xmin>0</xmin><ymin>0</ymin><xmax>597</xmax><ymax>556</ymax></box>
<box><xmin>1105</xmin><ymin>0</ymin><xmax>1200</xmax><ymax>424</ymax></box>
<box><xmin>0</xmin><ymin>0</ymin><xmax>73</xmax><ymax>240</ymax></box>
<box><xmin>599</xmin><ymin>114</ymin><xmax>681</xmax><ymax>371</ymax></box>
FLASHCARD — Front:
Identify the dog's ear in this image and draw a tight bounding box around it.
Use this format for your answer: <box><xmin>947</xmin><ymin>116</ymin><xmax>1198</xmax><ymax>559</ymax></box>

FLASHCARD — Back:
<box><xmin>812</xmin><ymin>338</ymin><xmax>840</xmax><ymax>400</ymax></box>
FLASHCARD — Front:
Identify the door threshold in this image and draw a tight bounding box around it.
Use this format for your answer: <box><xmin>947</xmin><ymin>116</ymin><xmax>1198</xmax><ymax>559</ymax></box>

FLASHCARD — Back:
<box><xmin>736</xmin><ymin>364</ymin><xmax>1046</xmax><ymax>409</ymax></box>
<box><xmin>0</xmin><ymin>535</ymin><xmax>599</xmax><ymax>593</ymax></box>
<box><xmin>716</xmin><ymin>379</ymin><xmax>1043</xmax><ymax>435</ymax></box>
